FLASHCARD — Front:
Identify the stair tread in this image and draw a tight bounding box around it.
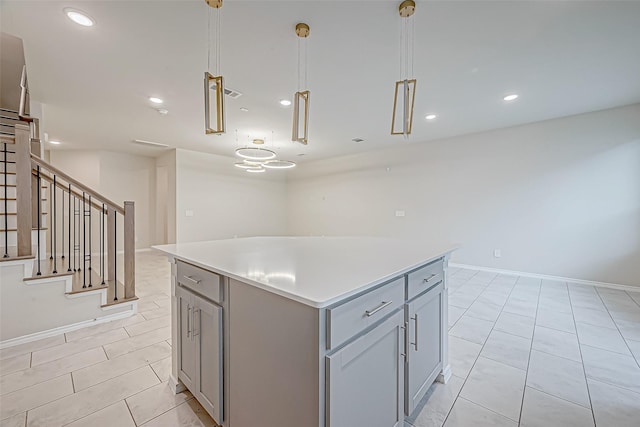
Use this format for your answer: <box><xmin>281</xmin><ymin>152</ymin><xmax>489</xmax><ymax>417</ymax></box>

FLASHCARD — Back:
<box><xmin>0</xmin><ymin>212</ymin><xmax>48</xmax><ymax>215</ymax></box>
<box><xmin>0</xmin><ymin>254</ymin><xmax>35</xmax><ymax>262</ymax></box>
<box><xmin>1</xmin><ymin>228</ymin><xmax>49</xmax><ymax>231</ymax></box>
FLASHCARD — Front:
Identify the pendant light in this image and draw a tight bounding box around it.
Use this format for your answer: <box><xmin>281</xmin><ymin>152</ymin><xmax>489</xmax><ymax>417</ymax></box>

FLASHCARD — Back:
<box><xmin>391</xmin><ymin>0</ymin><xmax>417</xmax><ymax>138</ymax></box>
<box><xmin>204</xmin><ymin>0</ymin><xmax>226</xmax><ymax>135</ymax></box>
<box><xmin>292</xmin><ymin>23</ymin><xmax>310</xmax><ymax>145</ymax></box>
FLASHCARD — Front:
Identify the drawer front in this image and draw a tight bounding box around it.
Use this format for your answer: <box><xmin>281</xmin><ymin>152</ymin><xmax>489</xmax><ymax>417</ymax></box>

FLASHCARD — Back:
<box><xmin>407</xmin><ymin>259</ymin><xmax>444</xmax><ymax>301</ymax></box>
<box><xmin>327</xmin><ymin>277</ymin><xmax>404</xmax><ymax>350</ymax></box>
<box><xmin>176</xmin><ymin>260</ymin><xmax>222</xmax><ymax>303</ymax></box>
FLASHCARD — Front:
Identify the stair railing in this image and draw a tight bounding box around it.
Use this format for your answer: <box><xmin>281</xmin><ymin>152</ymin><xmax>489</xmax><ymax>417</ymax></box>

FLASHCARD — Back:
<box><xmin>29</xmin><ymin>154</ymin><xmax>136</xmax><ymax>301</ymax></box>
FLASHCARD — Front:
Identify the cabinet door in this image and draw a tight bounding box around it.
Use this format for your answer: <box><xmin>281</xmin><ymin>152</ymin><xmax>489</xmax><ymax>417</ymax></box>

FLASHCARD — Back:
<box><xmin>176</xmin><ymin>286</ymin><xmax>196</xmax><ymax>390</ymax></box>
<box><xmin>405</xmin><ymin>284</ymin><xmax>443</xmax><ymax>415</ymax></box>
<box><xmin>194</xmin><ymin>294</ymin><xmax>224</xmax><ymax>424</ymax></box>
<box><xmin>326</xmin><ymin>310</ymin><xmax>404</xmax><ymax>427</ymax></box>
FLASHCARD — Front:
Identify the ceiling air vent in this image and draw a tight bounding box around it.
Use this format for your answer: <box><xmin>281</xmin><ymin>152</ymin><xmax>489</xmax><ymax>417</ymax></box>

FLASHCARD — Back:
<box><xmin>352</xmin><ymin>138</ymin><xmax>365</xmax><ymax>143</ymax></box>
<box><xmin>210</xmin><ymin>83</ymin><xmax>243</xmax><ymax>99</ymax></box>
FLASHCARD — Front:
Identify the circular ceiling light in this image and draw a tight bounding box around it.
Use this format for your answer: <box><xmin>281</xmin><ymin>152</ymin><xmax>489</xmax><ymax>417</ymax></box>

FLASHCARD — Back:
<box><xmin>263</xmin><ymin>160</ymin><xmax>296</xmax><ymax>169</ymax></box>
<box><xmin>49</xmin><ymin>140</ymin><xmax>62</xmax><ymax>145</ymax></box>
<box><xmin>149</xmin><ymin>97</ymin><xmax>164</xmax><ymax>104</ymax></box>
<box><xmin>425</xmin><ymin>114</ymin><xmax>437</xmax><ymax>120</ymax></box>
<box><xmin>240</xmin><ymin>107</ymin><xmax>249</xmax><ymax>112</ymax></box>
<box><xmin>235</xmin><ymin>147</ymin><xmax>276</xmax><ymax>161</ymax></box>
<box><xmin>64</xmin><ymin>8</ymin><xmax>95</xmax><ymax>27</ymax></box>
<box><xmin>246</xmin><ymin>167</ymin><xmax>266</xmax><ymax>173</ymax></box>
<box><xmin>503</xmin><ymin>94</ymin><xmax>519</xmax><ymax>101</ymax></box>
<box><xmin>279</xmin><ymin>100</ymin><xmax>292</xmax><ymax>106</ymax></box>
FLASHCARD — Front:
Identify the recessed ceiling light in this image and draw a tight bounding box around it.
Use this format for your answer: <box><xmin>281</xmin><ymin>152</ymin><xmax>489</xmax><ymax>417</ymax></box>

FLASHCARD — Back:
<box><xmin>352</xmin><ymin>138</ymin><xmax>364</xmax><ymax>143</ymax></box>
<box><xmin>425</xmin><ymin>114</ymin><xmax>437</xmax><ymax>120</ymax></box>
<box><xmin>503</xmin><ymin>94</ymin><xmax>519</xmax><ymax>101</ymax></box>
<box><xmin>279</xmin><ymin>99</ymin><xmax>292</xmax><ymax>106</ymax></box>
<box><xmin>49</xmin><ymin>140</ymin><xmax>61</xmax><ymax>145</ymax></box>
<box><xmin>149</xmin><ymin>97</ymin><xmax>163</xmax><ymax>104</ymax></box>
<box><xmin>156</xmin><ymin>108</ymin><xmax>169</xmax><ymax>115</ymax></box>
<box><xmin>240</xmin><ymin>107</ymin><xmax>249</xmax><ymax>112</ymax></box>
<box><xmin>64</xmin><ymin>8</ymin><xmax>95</xmax><ymax>27</ymax></box>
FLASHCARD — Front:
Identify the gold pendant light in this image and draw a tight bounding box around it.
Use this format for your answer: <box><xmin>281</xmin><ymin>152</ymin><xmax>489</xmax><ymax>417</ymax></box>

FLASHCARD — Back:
<box><xmin>391</xmin><ymin>0</ymin><xmax>417</xmax><ymax>138</ymax></box>
<box><xmin>292</xmin><ymin>23</ymin><xmax>310</xmax><ymax>145</ymax></box>
<box><xmin>204</xmin><ymin>0</ymin><xmax>225</xmax><ymax>135</ymax></box>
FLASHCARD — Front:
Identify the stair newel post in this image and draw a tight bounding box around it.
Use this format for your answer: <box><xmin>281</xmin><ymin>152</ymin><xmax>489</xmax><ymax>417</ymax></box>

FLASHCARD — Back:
<box><xmin>82</xmin><ymin>191</ymin><xmax>86</xmax><ymax>288</ymax></box>
<box><xmin>124</xmin><ymin>201</ymin><xmax>135</xmax><ymax>300</ymax></box>
<box><xmin>101</xmin><ymin>203</ymin><xmax>105</xmax><ymax>285</ymax></box>
<box><xmin>14</xmin><ymin>124</ymin><xmax>31</xmax><ymax>257</ymax></box>
<box><xmin>61</xmin><ymin>179</ymin><xmax>64</xmax><ymax>261</ymax></box>
<box><xmin>2</xmin><ymin>142</ymin><xmax>7</xmax><ymax>258</ymax></box>
<box><xmin>67</xmin><ymin>185</ymin><xmax>71</xmax><ymax>271</ymax></box>
<box><xmin>36</xmin><ymin>165</ymin><xmax>41</xmax><ymax>275</ymax></box>
<box><xmin>52</xmin><ymin>175</ymin><xmax>57</xmax><ymax>273</ymax></box>
<box><xmin>49</xmin><ymin>182</ymin><xmax>52</xmax><ymax>260</ymax></box>
<box><xmin>88</xmin><ymin>194</ymin><xmax>92</xmax><ymax>288</ymax></box>
<box><xmin>107</xmin><ymin>206</ymin><xmax>116</xmax><ymax>301</ymax></box>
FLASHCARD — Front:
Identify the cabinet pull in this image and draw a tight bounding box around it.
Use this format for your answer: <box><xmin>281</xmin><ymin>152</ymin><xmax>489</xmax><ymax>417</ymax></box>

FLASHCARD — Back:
<box><xmin>183</xmin><ymin>275</ymin><xmax>201</xmax><ymax>285</ymax></box>
<box><xmin>410</xmin><ymin>314</ymin><xmax>419</xmax><ymax>351</ymax></box>
<box><xmin>423</xmin><ymin>274</ymin><xmax>437</xmax><ymax>284</ymax></box>
<box><xmin>365</xmin><ymin>300</ymin><xmax>393</xmax><ymax>317</ymax></box>
<box><xmin>193</xmin><ymin>309</ymin><xmax>200</xmax><ymax>337</ymax></box>
<box><xmin>401</xmin><ymin>321</ymin><xmax>409</xmax><ymax>360</ymax></box>
<box><xmin>186</xmin><ymin>305</ymin><xmax>192</xmax><ymax>338</ymax></box>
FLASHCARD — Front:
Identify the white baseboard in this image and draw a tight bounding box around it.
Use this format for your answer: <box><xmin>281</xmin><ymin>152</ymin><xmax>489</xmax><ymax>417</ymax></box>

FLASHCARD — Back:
<box><xmin>0</xmin><ymin>308</ymin><xmax>135</xmax><ymax>350</ymax></box>
<box><xmin>449</xmin><ymin>263</ymin><xmax>640</xmax><ymax>293</ymax></box>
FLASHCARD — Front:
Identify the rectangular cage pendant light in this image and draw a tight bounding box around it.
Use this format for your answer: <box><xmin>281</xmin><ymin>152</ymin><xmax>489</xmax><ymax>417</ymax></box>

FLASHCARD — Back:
<box><xmin>292</xmin><ymin>90</ymin><xmax>310</xmax><ymax>144</ymax></box>
<box><xmin>391</xmin><ymin>79</ymin><xmax>416</xmax><ymax>136</ymax></box>
<box><xmin>204</xmin><ymin>72</ymin><xmax>226</xmax><ymax>134</ymax></box>
<box><xmin>292</xmin><ymin>23</ymin><xmax>310</xmax><ymax>145</ymax></box>
<box><xmin>391</xmin><ymin>0</ymin><xmax>417</xmax><ymax>138</ymax></box>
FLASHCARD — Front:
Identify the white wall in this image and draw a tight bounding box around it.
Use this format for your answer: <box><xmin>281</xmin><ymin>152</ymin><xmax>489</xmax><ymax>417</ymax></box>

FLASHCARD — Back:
<box><xmin>286</xmin><ymin>104</ymin><xmax>640</xmax><ymax>286</ymax></box>
<box><xmin>175</xmin><ymin>149</ymin><xmax>287</xmax><ymax>243</ymax></box>
<box><xmin>49</xmin><ymin>150</ymin><xmax>156</xmax><ymax>249</ymax></box>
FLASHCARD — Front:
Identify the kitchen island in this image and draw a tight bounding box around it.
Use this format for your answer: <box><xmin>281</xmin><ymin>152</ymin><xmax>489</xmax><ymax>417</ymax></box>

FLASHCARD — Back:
<box><xmin>154</xmin><ymin>237</ymin><xmax>456</xmax><ymax>427</ymax></box>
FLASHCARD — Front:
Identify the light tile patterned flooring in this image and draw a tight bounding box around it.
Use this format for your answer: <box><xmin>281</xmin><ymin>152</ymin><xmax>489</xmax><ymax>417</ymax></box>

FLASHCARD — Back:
<box><xmin>0</xmin><ymin>251</ymin><xmax>216</xmax><ymax>427</ymax></box>
<box><xmin>1</xmin><ymin>253</ymin><xmax>639</xmax><ymax>426</ymax></box>
<box><xmin>406</xmin><ymin>267</ymin><xmax>640</xmax><ymax>427</ymax></box>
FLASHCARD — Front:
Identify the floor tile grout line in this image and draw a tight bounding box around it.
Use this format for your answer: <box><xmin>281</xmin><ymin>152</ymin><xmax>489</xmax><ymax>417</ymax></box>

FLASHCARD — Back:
<box><xmin>516</xmin><ymin>276</ymin><xmax>542</xmax><ymax>426</ymax></box>
<box><xmin>569</xmin><ymin>284</ymin><xmax>599</xmax><ymax>426</ymax></box>
<box><xmin>526</xmin><ymin>383</ymin><xmax>593</xmax><ymax>410</ymax></box>
<box><xmin>591</xmin><ymin>287</ymin><xmax>640</xmax><ymax>370</ymax></box>
<box><xmin>441</xmin><ymin>273</ymin><xmax>524</xmax><ymax>426</ymax></box>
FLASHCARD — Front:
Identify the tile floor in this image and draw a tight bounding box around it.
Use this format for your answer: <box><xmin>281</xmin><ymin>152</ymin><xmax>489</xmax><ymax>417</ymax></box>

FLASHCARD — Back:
<box><xmin>1</xmin><ymin>252</ymin><xmax>639</xmax><ymax>427</ymax></box>
<box><xmin>406</xmin><ymin>267</ymin><xmax>640</xmax><ymax>427</ymax></box>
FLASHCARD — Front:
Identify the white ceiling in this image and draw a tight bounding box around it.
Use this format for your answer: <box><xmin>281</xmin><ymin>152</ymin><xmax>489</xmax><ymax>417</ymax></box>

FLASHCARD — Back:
<box><xmin>2</xmin><ymin>0</ymin><xmax>640</xmax><ymax>161</ymax></box>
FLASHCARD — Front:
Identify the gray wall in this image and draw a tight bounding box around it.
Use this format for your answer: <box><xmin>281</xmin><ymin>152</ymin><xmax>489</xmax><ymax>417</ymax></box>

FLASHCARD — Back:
<box><xmin>286</xmin><ymin>104</ymin><xmax>640</xmax><ymax>286</ymax></box>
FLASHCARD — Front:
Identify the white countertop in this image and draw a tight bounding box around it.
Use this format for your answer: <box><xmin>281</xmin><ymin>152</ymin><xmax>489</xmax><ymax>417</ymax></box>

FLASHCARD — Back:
<box><xmin>153</xmin><ymin>237</ymin><xmax>456</xmax><ymax>308</ymax></box>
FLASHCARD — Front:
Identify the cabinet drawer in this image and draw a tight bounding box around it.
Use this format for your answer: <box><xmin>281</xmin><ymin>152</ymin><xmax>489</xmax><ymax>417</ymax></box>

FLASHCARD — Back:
<box><xmin>327</xmin><ymin>277</ymin><xmax>404</xmax><ymax>350</ymax></box>
<box><xmin>176</xmin><ymin>260</ymin><xmax>222</xmax><ymax>303</ymax></box>
<box><xmin>407</xmin><ymin>259</ymin><xmax>444</xmax><ymax>301</ymax></box>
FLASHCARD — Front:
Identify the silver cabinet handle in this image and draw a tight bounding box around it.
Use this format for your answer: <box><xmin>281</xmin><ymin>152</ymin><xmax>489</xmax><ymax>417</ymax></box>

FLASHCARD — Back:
<box><xmin>193</xmin><ymin>309</ymin><xmax>200</xmax><ymax>337</ymax></box>
<box><xmin>183</xmin><ymin>275</ymin><xmax>201</xmax><ymax>285</ymax></box>
<box><xmin>186</xmin><ymin>305</ymin><xmax>191</xmax><ymax>338</ymax></box>
<box><xmin>410</xmin><ymin>314</ymin><xmax>419</xmax><ymax>351</ymax></box>
<box><xmin>365</xmin><ymin>301</ymin><xmax>393</xmax><ymax>317</ymax></box>
<box><xmin>401</xmin><ymin>321</ymin><xmax>409</xmax><ymax>360</ymax></box>
<box><xmin>423</xmin><ymin>274</ymin><xmax>437</xmax><ymax>284</ymax></box>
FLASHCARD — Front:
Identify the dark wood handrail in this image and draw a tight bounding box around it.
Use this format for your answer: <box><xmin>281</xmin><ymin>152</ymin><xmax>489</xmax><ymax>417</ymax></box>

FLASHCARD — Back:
<box><xmin>30</xmin><ymin>154</ymin><xmax>124</xmax><ymax>214</ymax></box>
<box><xmin>33</xmin><ymin>170</ymin><xmax>105</xmax><ymax>212</ymax></box>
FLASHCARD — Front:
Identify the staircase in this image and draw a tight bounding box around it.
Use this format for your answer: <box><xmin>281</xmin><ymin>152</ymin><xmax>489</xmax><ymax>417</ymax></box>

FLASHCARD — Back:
<box><xmin>0</xmin><ymin>32</ymin><xmax>137</xmax><ymax>346</ymax></box>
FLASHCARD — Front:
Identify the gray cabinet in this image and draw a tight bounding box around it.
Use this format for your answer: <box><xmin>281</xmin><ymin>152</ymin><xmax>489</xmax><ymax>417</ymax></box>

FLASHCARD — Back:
<box><xmin>326</xmin><ymin>310</ymin><xmax>405</xmax><ymax>427</ymax></box>
<box><xmin>405</xmin><ymin>283</ymin><xmax>443</xmax><ymax>415</ymax></box>
<box><xmin>176</xmin><ymin>284</ymin><xmax>223</xmax><ymax>423</ymax></box>
<box><xmin>176</xmin><ymin>285</ymin><xmax>196</xmax><ymax>391</ymax></box>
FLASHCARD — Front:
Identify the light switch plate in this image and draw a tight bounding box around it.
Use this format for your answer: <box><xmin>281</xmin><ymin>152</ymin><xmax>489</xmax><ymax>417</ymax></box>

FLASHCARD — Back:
<box><xmin>395</xmin><ymin>210</ymin><xmax>406</xmax><ymax>217</ymax></box>
<box><xmin>185</xmin><ymin>210</ymin><xmax>194</xmax><ymax>217</ymax></box>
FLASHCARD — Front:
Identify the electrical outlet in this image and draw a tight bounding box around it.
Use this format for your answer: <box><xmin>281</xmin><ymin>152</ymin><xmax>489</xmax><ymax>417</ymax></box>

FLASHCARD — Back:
<box><xmin>494</xmin><ymin>249</ymin><xmax>501</xmax><ymax>258</ymax></box>
<box><xmin>395</xmin><ymin>210</ymin><xmax>405</xmax><ymax>217</ymax></box>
